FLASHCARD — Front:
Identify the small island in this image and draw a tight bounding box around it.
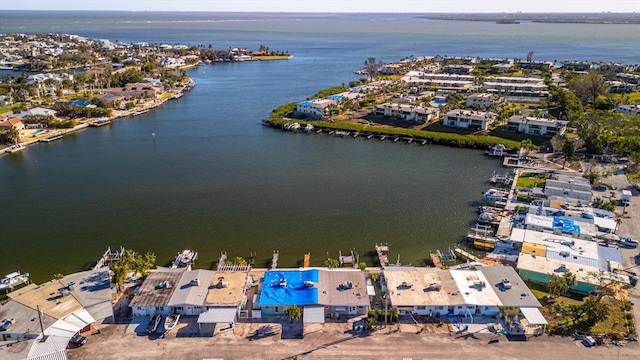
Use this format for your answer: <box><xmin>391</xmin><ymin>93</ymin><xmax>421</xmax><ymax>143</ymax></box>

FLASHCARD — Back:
<box><xmin>0</xmin><ymin>33</ymin><xmax>291</xmax><ymax>152</ymax></box>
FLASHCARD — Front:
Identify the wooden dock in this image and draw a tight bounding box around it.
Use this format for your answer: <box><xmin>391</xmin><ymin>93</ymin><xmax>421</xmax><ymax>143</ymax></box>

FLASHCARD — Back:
<box><xmin>271</xmin><ymin>251</ymin><xmax>279</xmax><ymax>269</ymax></box>
<box><xmin>303</xmin><ymin>252</ymin><xmax>310</xmax><ymax>268</ymax></box>
<box><xmin>40</xmin><ymin>132</ymin><xmax>64</xmax><ymax>143</ymax></box>
<box><xmin>375</xmin><ymin>243</ymin><xmax>389</xmax><ymax>267</ymax></box>
<box><xmin>338</xmin><ymin>249</ymin><xmax>358</xmax><ymax>268</ymax></box>
<box><xmin>429</xmin><ymin>253</ymin><xmax>443</xmax><ymax>269</ymax></box>
<box><xmin>93</xmin><ymin>246</ymin><xmax>125</xmax><ymax>270</ymax></box>
<box><xmin>217</xmin><ymin>252</ymin><xmax>228</xmax><ymax>271</ymax></box>
<box><xmin>453</xmin><ymin>247</ymin><xmax>479</xmax><ymax>262</ymax></box>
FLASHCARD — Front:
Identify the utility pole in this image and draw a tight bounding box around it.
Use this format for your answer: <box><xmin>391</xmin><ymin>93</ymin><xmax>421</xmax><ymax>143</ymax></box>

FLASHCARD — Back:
<box><xmin>37</xmin><ymin>305</ymin><xmax>47</xmax><ymax>342</ymax></box>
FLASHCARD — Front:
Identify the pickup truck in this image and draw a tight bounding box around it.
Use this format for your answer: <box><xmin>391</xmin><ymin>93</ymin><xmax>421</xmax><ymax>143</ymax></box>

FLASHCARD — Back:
<box><xmin>620</xmin><ymin>237</ymin><xmax>639</xmax><ymax>249</ymax></box>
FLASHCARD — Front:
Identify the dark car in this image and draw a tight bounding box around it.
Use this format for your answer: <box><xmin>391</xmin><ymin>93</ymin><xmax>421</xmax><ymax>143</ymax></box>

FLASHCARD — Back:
<box><xmin>69</xmin><ymin>332</ymin><xmax>87</xmax><ymax>347</ymax></box>
<box><xmin>147</xmin><ymin>314</ymin><xmax>162</xmax><ymax>334</ymax></box>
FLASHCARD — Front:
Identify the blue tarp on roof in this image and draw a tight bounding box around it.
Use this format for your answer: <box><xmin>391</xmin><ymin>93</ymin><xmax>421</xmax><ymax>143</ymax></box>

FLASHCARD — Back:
<box><xmin>259</xmin><ymin>270</ymin><xmax>319</xmax><ymax>306</ymax></box>
<box><xmin>597</xmin><ymin>246</ymin><xmax>623</xmax><ymax>270</ymax></box>
<box><xmin>70</xmin><ymin>100</ymin><xmax>92</xmax><ymax>107</ymax></box>
<box><xmin>297</xmin><ymin>101</ymin><xmax>313</xmax><ymax>106</ymax></box>
<box><xmin>553</xmin><ymin>217</ymin><xmax>581</xmax><ymax>234</ymax></box>
<box><xmin>328</xmin><ymin>94</ymin><xmax>344</xmax><ymax>100</ymax></box>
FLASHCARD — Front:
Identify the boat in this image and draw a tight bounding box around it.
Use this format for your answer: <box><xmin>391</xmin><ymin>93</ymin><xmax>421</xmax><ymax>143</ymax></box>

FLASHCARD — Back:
<box><xmin>284</xmin><ymin>122</ymin><xmax>301</xmax><ymax>131</ymax></box>
<box><xmin>147</xmin><ymin>314</ymin><xmax>162</xmax><ymax>334</ymax></box>
<box><xmin>0</xmin><ymin>271</ymin><xmax>30</xmax><ymax>291</ymax></box>
<box><xmin>164</xmin><ymin>314</ymin><xmax>180</xmax><ymax>331</ymax></box>
<box><xmin>486</xmin><ymin>144</ymin><xmax>510</xmax><ymax>157</ymax></box>
<box><xmin>304</xmin><ymin>123</ymin><xmax>314</xmax><ymax>132</ymax></box>
<box><xmin>334</xmin><ymin>130</ymin><xmax>350</xmax><ymax>136</ymax></box>
<box><xmin>172</xmin><ymin>249</ymin><xmax>198</xmax><ymax>268</ymax></box>
<box><xmin>482</xmin><ymin>188</ymin><xmax>509</xmax><ymax>204</ymax></box>
<box><xmin>478</xmin><ymin>211</ymin><xmax>501</xmax><ymax>225</ymax></box>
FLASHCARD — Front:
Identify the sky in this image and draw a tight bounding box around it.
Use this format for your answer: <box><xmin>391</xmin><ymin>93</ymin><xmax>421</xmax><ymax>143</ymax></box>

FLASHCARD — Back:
<box><xmin>1</xmin><ymin>0</ymin><xmax>639</xmax><ymax>13</ymax></box>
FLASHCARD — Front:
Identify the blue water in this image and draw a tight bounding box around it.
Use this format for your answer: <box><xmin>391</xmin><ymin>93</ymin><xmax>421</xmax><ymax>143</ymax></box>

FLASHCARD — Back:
<box><xmin>0</xmin><ymin>11</ymin><xmax>637</xmax><ymax>282</ymax></box>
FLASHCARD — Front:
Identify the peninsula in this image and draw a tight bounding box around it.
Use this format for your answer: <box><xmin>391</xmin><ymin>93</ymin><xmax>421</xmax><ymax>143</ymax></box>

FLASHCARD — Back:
<box><xmin>0</xmin><ymin>33</ymin><xmax>291</xmax><ymax>153</ymax></box>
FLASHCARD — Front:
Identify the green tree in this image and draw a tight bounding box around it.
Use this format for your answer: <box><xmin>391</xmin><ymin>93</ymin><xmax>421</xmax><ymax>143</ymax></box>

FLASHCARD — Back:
<box><xmin>325</xmin><ymin>257</ymin><xmax>339</xmax><ymax>269</ymax></box>
<box><xmin>358</xmin><ymin>261</ymin><xmax>367</xmax><ymax>271</ymax></box>
<box><xmin>284</xmin><ymin>305</ymin><xmax>301</xmax><ymax>322</ymax></box>
<box><xmin>580</xmin><ymin>295</ymin><xmax>610</xmax><ymax>325</ymax></box>
<box><xmin>547</xmin><ymin>271</ymin><xmax>576</xmax><ymax>298</ymax></box>
<box><xmin>569</xmin><ymin>69</ymin><xmax>607</xmax><ymax>105</ymax></box>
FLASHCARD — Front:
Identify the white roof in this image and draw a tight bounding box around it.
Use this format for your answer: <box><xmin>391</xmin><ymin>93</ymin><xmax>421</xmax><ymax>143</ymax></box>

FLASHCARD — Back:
<box><xmin>520</xmin><ymin>307</ymin><xmax>548</xmax><ymax>325</ymax></box>
<box><xmin>449</xmin><ymin>270</ymin><xmax>501</xmax><ymax>306</ymax></box>
<box><xmin>197</xmin><ymin>307</ymin><xmax>237</xmax><ymax>324</ymax></box>
<box><xmin>303</xmin><ymin>305</ymin><xmax>325</xmax><ymax>324</ymax></box>
<box><xmin>28</xmin><ymin>309</ymin><xmax>95</xmax><ymax>360</ymax></box>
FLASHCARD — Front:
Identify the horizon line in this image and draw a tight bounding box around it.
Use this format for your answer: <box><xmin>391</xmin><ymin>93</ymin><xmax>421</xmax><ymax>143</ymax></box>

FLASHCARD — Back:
<box><xmin>1</xmin><ymin>10</ymin><xmax>638</xmax><ymax>14</ymax></box>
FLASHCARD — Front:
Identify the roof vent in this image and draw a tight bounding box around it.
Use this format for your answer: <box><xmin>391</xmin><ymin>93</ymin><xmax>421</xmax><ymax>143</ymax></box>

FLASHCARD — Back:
<box><xmin>191</xmin><ymin>278</ymin><xmax>200</xmax><ymax>287</ymax></box>
<box><xmin>502</xmin><ymin>279</ymin><xmax>512</xmax><ymax>289</ymax></box>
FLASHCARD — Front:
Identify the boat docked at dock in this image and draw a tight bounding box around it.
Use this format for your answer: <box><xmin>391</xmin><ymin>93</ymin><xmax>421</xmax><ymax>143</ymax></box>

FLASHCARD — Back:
<box><xmin>482</xmin><ymin>188</ymin><xmax>509</xmax><ymax>204</ymax></box>
<box><xmin>486</xmin><ymin>144</ymin><xmax>510</xmax><ymax>157</ymax></box>
<box><xmin>284</xmin><ymin>122</ymin><xmax>301</xmax><ymax>131</ymax></box>
<box><xmin>0</xmin><ymin>271</ymin><xmax>29</xmax><ymax>291</ymax></box>
<box><xmin>304</xmin><ymin>123</ymin><xmax>315</xmax><ymax>132</ymax></box>
<box><xmin>172</xmin><ymin>249</ymin><xmax>198</xmax><ymax>268</ymax></box>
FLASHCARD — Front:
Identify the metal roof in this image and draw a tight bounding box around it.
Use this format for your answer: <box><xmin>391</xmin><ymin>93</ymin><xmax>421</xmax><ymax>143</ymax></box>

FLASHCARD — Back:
<box><xmin>303</xmin><ymin>305</ymin><xmax>325</xmax><ymax>324</ymax></box>
<box><xmin>478</xmin><ymin>266</ymin><xmax>541</xmax><ymax>308</ymax></box>
<box><xmin>545</xmin><ymin>248</ymin><xmax>600</xmax><ymax>269</ymax></box>
<box><xmin>27</xmin><ymin>309</ymin><xmax>95</xmax><ymax>360</ymax></box>
<box><xmin>59</xmin><ymin>267</ymin><xmax>113</xmax><ymax>322</ymax></box>
<box><xmin>520</xmin><ymin>307</ymin><xmax>548</xmax><ymax>325</ymax></box>
<box><xmin>168</xmin><ymin>269</ymin><xmax>216</xmax><ymax>307</ymax></box>
<box><xmin>197</xmin><ymin>307</ymin><xmax>237</xmax><ymax>324</ymax></box>
<box><xmin>129</xmin><ymin>268</ymin><xmax>185</xmax><ymax>308</ymax></box>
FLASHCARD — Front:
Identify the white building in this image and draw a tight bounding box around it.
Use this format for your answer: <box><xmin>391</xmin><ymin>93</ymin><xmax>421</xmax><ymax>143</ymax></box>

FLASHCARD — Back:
<box><xmin>506</xmin><ymin>115</ymin><xmax>567</xmax><ymax>137</ymax></box>
<box><xmin>466</xmin><ymin>93</ymin><xmax>495</xmax><ymax>108</ymax></box>
<box><xmin>374</xmin><ymin>103</ymin><xmax>440</xmax><ymax>123</ymax></box>
<box><xmin>295</xmin><ymin>98</ymin><xmax>337</xmax><ymax>119</ymax></box>
<box><xmin>443</xmin><ymin>109</ymin><xmax>497</xmax><ymax>131</ymax></box>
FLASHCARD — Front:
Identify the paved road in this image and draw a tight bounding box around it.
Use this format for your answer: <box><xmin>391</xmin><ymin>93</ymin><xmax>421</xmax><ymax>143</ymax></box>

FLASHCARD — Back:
<box><xmin>66</xmin><ymin>322</ymin><xmax>640</xmax><ymax>360</ymax></box>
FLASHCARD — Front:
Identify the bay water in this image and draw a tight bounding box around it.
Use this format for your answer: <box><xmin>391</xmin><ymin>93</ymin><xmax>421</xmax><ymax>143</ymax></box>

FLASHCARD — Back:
<box><xmin>1</xmin><ymin>12</ymin><xmax>637</xmax><ymax>282</ymax></box>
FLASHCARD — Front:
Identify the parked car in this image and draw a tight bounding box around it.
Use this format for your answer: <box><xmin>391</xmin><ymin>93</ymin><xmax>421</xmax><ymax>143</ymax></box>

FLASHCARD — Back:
<box><xmin>583</xmin><ymin>335</ymin><xmax>596</xmax><ymax>347</ymax></box>
<box><xmin>147</xmin><ymin>314</ymin><xmax>162</xmax><ymax>334</ymax></box>
<box><xmin>69</xmin><ymin>332</ymin><xmax>87</xmax><ymax>347</ymax></box>
<box><xmin>620</xmin><ymin>237</ymin><xmax>638</xmax><ymax>249</ymax></box>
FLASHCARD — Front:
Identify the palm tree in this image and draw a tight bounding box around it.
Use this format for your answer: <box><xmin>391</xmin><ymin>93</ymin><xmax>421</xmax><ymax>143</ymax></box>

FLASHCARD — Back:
<box><xmin>547</xmin><ymin>273</ymin><xmax>569</xmax><ymax>299</ymax></box>
<box><xmin>284</xmin><ymin>305</ymin><xmax>301</xmax><ymax>323</ymax></box>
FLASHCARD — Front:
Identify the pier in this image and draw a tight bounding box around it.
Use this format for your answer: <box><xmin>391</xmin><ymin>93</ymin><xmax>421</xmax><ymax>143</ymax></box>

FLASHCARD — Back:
<box><xmin>453</xmin><ymin>247</ymin><xmax>479</xmax><ymax>262</ymax></box>
<box><xmin>338</xmin><ymin>249</ymin><xmax>358</xmax><ymax>268</ymax></box>
<box><xmin>88</xmin><ymin>117</ymin><xmax>112</xmax><ymax>127</ymax></box>
<box><xmin>303</xmin><ymin>252</ymin><xmax>310</xmax><ymax>268</ymax></box>
<box><xmin>93</xmin><ymin>246</ymin><xmax>125</xmax><ymax>270</ymax></box>
<box><xmin>429</xmin><ymin>253</ymin><xmax>443</xmax><ymax>269</ymax></box>
<box><xmin>40</xmin><ymin>132</ymin><xmax>64</xmax><ymax>143</ymax></box>
<box><xmin>271</xmin><ymin>250</ymin><xmax>279</xmax><ymax>269</ymax></box>
<box><xmin>217</xmin><ymin>252</ymin><xmax>228</xmax><ymax>271</ymax></box>
<box><xmin>375</xmin><ymin>243</ymin><xmax>389</xmax><ymax>267</ymax></box>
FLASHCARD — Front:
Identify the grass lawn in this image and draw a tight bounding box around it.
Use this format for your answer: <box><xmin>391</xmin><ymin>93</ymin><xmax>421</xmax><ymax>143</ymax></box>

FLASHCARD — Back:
<box><xmin>515</xmin><ymin>172</ymin><xmax>548</xmax><ymax>188</ymax></box>
<box><xmin>613</xmin><ymin>92</ymin><xmax>640</xmax><ymax>102</ymax></box>
<box><xmin>0</xmin><ymin>106</ymin><xmax>11</xmax><ymax>114</ymax></box>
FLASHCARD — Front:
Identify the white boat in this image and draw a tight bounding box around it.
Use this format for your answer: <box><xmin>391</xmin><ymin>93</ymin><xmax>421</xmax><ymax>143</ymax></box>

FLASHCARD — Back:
<box><xmin>164</xmin><ymin>314</ymin><xmax>180</xmax><ymax>331</ymax></box>
<box><xmin>0</xmin><ymin>271</ymin><xmax>29</xmax><ymax>291</ymax></box>
<box><xmin>172</xmin><ymin>249</ymin><xmax>198</xmax><ymax>268</ymax></box>
<box><xmin>486</xmin><ymin>144</ymin><xmax>509</xmax><ymax>157</ymax></box>
<box><xmin>304</xmin><ymin>124</ymin><xmax>314</xmax><ymax>132</ymax></box>
<box><xmin>284</xmin><ymin>122</ymin><xmax>301</xmax><ymax>131</ymax></box>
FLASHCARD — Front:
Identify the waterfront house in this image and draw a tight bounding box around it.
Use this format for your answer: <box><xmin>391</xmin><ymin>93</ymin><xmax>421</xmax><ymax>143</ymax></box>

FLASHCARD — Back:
<box><xmin>513</xmin><ymin>228</ymin><xmax>628</xmax><ymax>294</ymax></box>
<box><xmin>544</xmin><ymin>174</ymin><xmax>593</xmax><ymax>205</ymax></box>
<box><xmin>0</xmin><ymin>94</ymin><xmax>11</xmax><ymax>107</ymax></box>
<box><xmin>465</xmin><ymin>93</ymin><xmax>495</xmax><ymax>108</ymax></box>
<box><xmin>443</xmin><ymin>109</ymin><xmax>497</xmax><ymax>131</ymax></box>
<box><xmin>374</xmin><ymin>102</ymin><xmax>440</xmax><ymax>123</ymax></box>
<box><xmin>0</xmin><ymin>116</ymin><xmax>24</xmax><ymax>132</ymax></box>
<box><xmin>616</xmin><ymin>104</ymin><xmax>640</xmax><ymax>116</ymax></box>
<box><xmin>99</xmin><ymin>93</ymin><xmax>126</xmax><ymax>109</ymax></box>
<box><xmin>382</xmin><ymin>266</ymin><xmax>545</xmax><ymax>333</ymax></box>
<box><xmin>129</xmin><ymin>267</ymin><xmax>185</xmax><ymax>317</ymax></box>
<box><xmin>256</xmin><ymin>268</ymin><xmax>370</xmax><ymax>323</ymax></box>
<box><xmin>4</xmin><ymin>267</ymin><xmax>115</xmax><ymax>360</ymax></box>
<box><xmin>506</xmin><ymin>115</ymin><xmax>567</xmax><ymax>137</ymax></box>
<box><xmin>295</xmin><ymin>98</ymin><xmax>337</xmax><ymax>120</ymax></box>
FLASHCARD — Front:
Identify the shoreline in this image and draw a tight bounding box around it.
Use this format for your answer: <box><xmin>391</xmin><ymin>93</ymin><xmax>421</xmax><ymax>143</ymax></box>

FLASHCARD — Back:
<box><xmin>1</xmin><ymin>88</ymin><xmax>188</xmax><ymax>156</ymax></box>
